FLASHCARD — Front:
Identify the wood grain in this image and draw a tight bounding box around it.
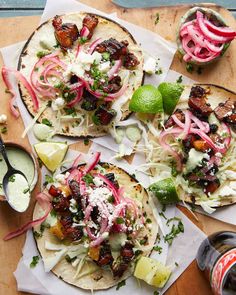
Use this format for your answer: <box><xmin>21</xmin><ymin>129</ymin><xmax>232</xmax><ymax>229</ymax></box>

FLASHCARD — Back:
<box><xmin>0</xmin><ymin>1</ymin><xmax>236</xmax><ymax>294</ymax></box>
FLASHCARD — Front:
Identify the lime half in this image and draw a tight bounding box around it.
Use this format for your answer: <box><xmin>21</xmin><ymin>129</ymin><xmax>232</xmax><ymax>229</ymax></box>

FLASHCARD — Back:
<box><xmin>134</xmin><ymin>256</ymin><xmax>171</xmax><ymax>288</ymax></box>
<box><xmin>34</xmin><ymin>142</ymin><xmax>68</xmax><ymax>172</ymax></box>
<box><xmin>129</xmin><ymin>85</ymin><xmax>163</xmax><ymax>114</ymax></box>
<box><xmin>158</xmin><ymin>82</ymin><xmax>184</xmax><ymax>115</ymax></box>
<box><xmin>149</xmin><ymin>178</ymin><xmax>180</xmax><ymax>205</ymax></box>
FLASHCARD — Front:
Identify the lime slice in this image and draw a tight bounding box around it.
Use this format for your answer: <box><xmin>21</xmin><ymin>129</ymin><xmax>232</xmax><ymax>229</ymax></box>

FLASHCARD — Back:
<box><xmin>129</xmin><ymin>85</ymin><xmax>163</xmax><ymax>114</ymax></box>
<box><xmin>149</xmin><ymin>178</ymin><xmax>180</xmax><ymax>205</ymax></box>
<box><xmin>158</xmin><ymin>82</ymin><xmax>184</xmax><ymax>115</ymax></box>
<box><xmin>134</xmin><ymin>256</ymin><xmax>171</xmax><ymax>288</ymax></box>
<box><xmin>34</xmin><ymin>142</ymin><xmax>68</xmax><ymax>172</ymax></box>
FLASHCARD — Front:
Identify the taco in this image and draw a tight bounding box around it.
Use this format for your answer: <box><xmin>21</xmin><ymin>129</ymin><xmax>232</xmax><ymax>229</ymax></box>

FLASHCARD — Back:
<box><xmin>33</xmin><ymin>153</ymin><xmax>158</xmax><ymax>290</ymax></box>
<box><xmin>148</xmin><ymin>84</ymin><xmax>236</xmax><ymax>213</ymax></box>
<box><xmin>18</xmin><ymin>12</ymin><xmax>144</xmax><ymax>138</ymax></box>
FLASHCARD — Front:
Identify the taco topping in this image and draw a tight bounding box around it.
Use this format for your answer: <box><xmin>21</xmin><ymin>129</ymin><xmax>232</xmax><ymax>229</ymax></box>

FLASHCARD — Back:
<box><xmin>159</xmin><ymin>85</ymin><xmax>233</xmax><ymax>198</ymax></box>
<box><xmin>38</xmin><ymin>152</ymin><xmax>152</xmax><ymax>278</ymax></box>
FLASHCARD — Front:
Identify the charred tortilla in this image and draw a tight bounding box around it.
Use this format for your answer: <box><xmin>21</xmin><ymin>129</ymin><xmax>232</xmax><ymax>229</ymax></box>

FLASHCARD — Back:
<box><xmin>18</xmin><ymin>12</ymin><xmax>144</xmax><ymax>138</ymax></box>
<box><xmin>33</xmin><ymin>163</ymin><xmax>158</xmax><ymax>290</ymax></box>
<box><xmin>148</xmin><ymin>84</ymin><xmax>236</xmax><ymax>209</ymax></box>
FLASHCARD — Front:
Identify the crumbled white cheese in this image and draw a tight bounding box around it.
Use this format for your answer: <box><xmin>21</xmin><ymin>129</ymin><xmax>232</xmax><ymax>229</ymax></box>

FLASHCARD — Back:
<box><xmin>98</xmin><ymin>61</ymin><xmax>110</xmax><ymax>72</ymax></box>
<box><xmin>143</xmin><ymin>56</ymin><xmax>156</xmax><ymax>75</ymax></box>
<box><xmin>0</xmin><ymin>114</ymin><xmax>7</xmax><ymax>124</ymax></box>
<box><xmin>93</xmin><ymin>176</ymin><xmax>104</xmax><ymax>187</ymax></box>
<box><xmin>77</xmin><ymin>51</ymin><xmax>95</xmax><ymax>65</ymax></box>
<box><xmin>51</xmin><ymin>97</ymin><xmax>65</xmax><ymax>111</ymax></box>
<box><xmin>69</xmin><ymin>198</ymin><xmax>78</xmax><ymax>213</ymax></box>
<box><xmin>92</xmin><ymin>51</ymin><xmax>102</xmax><ymax>64</ymax></box>
<box><xmin>54</xmin><ymin>173</ymin><xmax>66</xmax><ymax>184</ymax></box>
<box><xmin>71</xmin><ymin>63</ymin><xmax>85</xmax><ymax>78</ymax></box>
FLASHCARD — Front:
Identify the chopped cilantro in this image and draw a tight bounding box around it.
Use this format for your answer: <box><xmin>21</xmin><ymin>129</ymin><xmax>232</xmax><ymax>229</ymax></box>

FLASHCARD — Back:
<box><xmin>44</xmin><ymin>174</ymin><xmax>54</xmax><ymax>185</ymax></box>
<box><xmin>9</xmin><ymin>175</ymin><xmax>15</xmax><ymax>182</ymax></box>
<box><xmin>30</xmin><ymin>255</ymin><xmax>40</xmax><ymax>268</ymax></box>
<box><xmin>65</xmin><ymin>254</ymin><xmax>77</xmax><ymax>263</ymax></box>
<box><xmin>50</xmin><ymin>209</ymin><xmax>57</xmax><ymax>218</ymax></box>
<box><xmin>102</xmin><ymin>52</ymin><xmax>110</xmax><ymax>61</ymax></box>
<box><xmin>84</xmin><ymin>138</ymin><xmax>89</xmax><ymax>146</ymax></box>
<box><xmin>146</xmin><ymin>218</ymin><xmax>152</xmax><ymax>224</ymax></box>
<box><xmin>46</xmin><ymin>100</ymin><xmax>52</xmax><ymax>107</ymax></box>
<box><xmin>134</xmin><ymin>249</ymin><xmax>143</xmax><ymax>256</ymax></box>
<box><xmin>64</xmin><ymin>107</ymin><xmax>77</xmax><ymax>116</ymax></box>
<box><xmin>37</xmin><ymin>157</ymin><xmax>43</xmax><ymax>168</ymax></box>
<box><xmin>159</xmin><ymin>212</ymin><xmax>167</xmax><ymax>220</ymax></box>
<box><xmin>139</xmin><ymin>236</ymin><xmax>148</xmax><ymax>245</ymax></box>
<box><xmin>79</xmin><ymin>36</ymin><xmax>88</xmax><ymax>44</ymax></box>
<box><xmin>42</xmin><ymin>118</ymin><xmax>52</xmax><ymax>127</ymax></box>
<box><xmin>155</xmin><ymin>67</ymin><xmax>163</xmax><ymax>75</ymax></box>
<box><xmin>1</xmin><ymin>126</ymin><xmax>7</xmax><ymax>134</ymax></box>
<box><xmin>186</xmin><ymin>62</ymin><xmax>194</xmax><ymax>73</ymax></box>
<box><xmin>82</xmin><ymin>174</ymin><xmax>94</xmax><ymax>186</ymax></box>
<box><xmin>0</xmin><ymin>183</ymin><xmax>2</xmax><ymax>189</ymax></box>
<box><xmin>23</xmin><ymin>187</ymin><xmax>30</xmax><ymax>194</ymax></box>
<box><xmin>116</xmin><ymin>279</ymin><xmax>126</xmax><ymax>290</ymax></box>
<box><xmin>153</xmin><ymin>245</ymin><xmax>162</xmax><ymax>254</ymax></box>
<box><xmin>164</xmin><ymin>220</ymin><xmax>184</xmax><ymax>245</ymax></box>
<box><xmin>33</xmin><ymin>231</ymin><xmax>42</xmax><ymax>239</ymax></box>
<box><xmin>175</xmin><ymin>262</ymin><xmax>179</xmax><ymax>267</ymax></box>
<box><xmin>116</xmin><ymin>217</ymin><xmax>124</xmax><ymax>224</ymax></box>
<box><xmin>54</xmin><ymin>82</ymin><xmax>65</xmax><ymax>89</ymax></box>
<box><xmin>176</xmin><ymin>75</ymin><xmax>183</xmax><ymax>83</ymax></box>
<box><xmin>154</xmin><ymin>291</ymin><xmax>160</xmax><ymax>295</ymax></box>
<box><xmin>37</xmin><ymin>51</ymin><xmax>50</xmax><ymax>58</ymax></box>
<box><xmin>154</xmin><ymin>13</ymin><xmax>160</xmax><ymax>25</ymax></box>
<box><xmin>166</xmin><ymin>217</ymin><xmax>181</xmax><ymax>226</ymax></box>
<box><xmin>39</xmin><ymin>75</ymin><xmax>44</xmax><ymax>81</ymax></box>
<box><xmin>92</xmin><ymin>114</ymin><xmax>101</xmax><ymax>125</ymax></box>
<box><xmin>108</xmin><ymin>195</ymin><xmax>115</xmax><ymax>203</ymax></box>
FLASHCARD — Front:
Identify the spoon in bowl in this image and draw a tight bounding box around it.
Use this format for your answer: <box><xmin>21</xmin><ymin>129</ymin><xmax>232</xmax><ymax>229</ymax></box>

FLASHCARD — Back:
<box><xmin>0</xmin><ymin>137</ymin><xmax>30</xmax><ymax>212</ymax></box>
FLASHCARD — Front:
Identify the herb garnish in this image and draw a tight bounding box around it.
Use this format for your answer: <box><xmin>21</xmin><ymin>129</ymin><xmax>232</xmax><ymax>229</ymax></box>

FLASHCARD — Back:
<box><xmin>154</xmin><ymin>13</ymin><xmax>160</xmax><ymax>25</ymax></box>
<box><xmin>42</xmin><ymin>118</ymin><xmax>52</xmax><ymax>127</ymax></box>
<box><xmin>30</xmin><ymin>255</ymin><xmax>40</xmax><ymax>268</ymax></box>
<box><xmin>175</xmin><ymin>262</ymin><xmax>179</xmax><ymax>267</ymax></box>
<box><xmin>65</xmin><ymin>254</ymin><xmax>77</xmax><ymax>263</ymax></box>
<box><xmin>92</xmin><ymin>114</ymin><xmax>101</xmax><ymax>125</ymax></box>
<box><xmin>164</xmin><ymin>220</ymin><xmax>184</xmax><ymax>245</ymax></box>
<box><xmin>50</xmin><ymin>209</ymin><xmax>57</xmax><ymax>218</ymax></box>
<box><xmin>116</xmin><ymin>279</ymin><xmax>126</xmax><ymax>290</ymax></box>
<box><xmin>102</xmin><ymin>52</ymin><xmax>110</xmax><ymax>61</ymax></box>
<box><xmin>64</xmin><ymin>107</ymin><xmax>77</xmax><ymax>116</ymax></box>
<box><xmin>9</xmin><ymin>175</ymin><xmax>15</xmax><ymax>182</ymax></box>
<box><xmin>84</xmin><ymin>138</ymin><xmax>89</xmax><ymax>146</ymax></box>
<box><xmin>1</xmin><ymin>126</ymin><xmax>7</xmax><ymax>134</ymax></box>
<box><xmin>82</xmin><ymin>174</ymin><xmax>94</xmax><ymax>186</ymax></box>
<box><xmin>154</xmin><ymin>291</ymin><xmax>160</xmax><ymax>295</ymax></box>
<box><xmin>159</xmin><ymin>212</ymin><xmax>167</xmax><ymax>220</ymax></box>
<box><xmin>186</xmin><ymin>62</ymin><xmax>194</xmax><ymax>73</ymax></box>
<box><xmin>44</xmin><ymin>174</ymin><xmax>54</xmax><ymax>185</ymax></box>
<box><xmin>176</xmin><ymin>75</ymin><xmax>183</xmax><ymax>83</ymax></box>
<box><xmin>37</xmin><ymin>51</ymin><xmax>50</xmax><ymax>58</ymax></box>
<box><xmin>23</xmin><ymin>187</ymin><xmax>30</xmax><ymax>194</ymax></box>
<box><xmin>116</xmin><ymin>217</ymin><xmax>124</xmax><ymax>224</ymax></box>
<box><xmin>153</xmin><ymin>245</ymin><xmax>162</xmax><ymax>254</ymax></box>
<box><xmin>79</xmin><ymin>36</ymin><xmax>88</xmax><ymax>44</ymax></box>
<box><xmin>146</xmin><ymin>218</ymin><xmax>152</xmax><ymax>224</ymax></box>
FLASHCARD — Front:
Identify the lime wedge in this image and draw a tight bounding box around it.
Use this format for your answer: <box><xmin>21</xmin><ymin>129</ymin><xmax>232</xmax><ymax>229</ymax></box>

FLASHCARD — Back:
<box><xmin>158</xmin><ymin>82</ymin><xmax>184</xmax><ymax>115</ymax></box>
<box><xmin>129</xmin><ymin>85</ymin><xmax>163</xmax><ymax>114</ymax></box>
<box><xmin>149</xmin><ymin>178</ymin><xmax>180</xmax><ymax>205</ymax></box>
<box><xmin>134</xmin><ymin>256</ymin><xmax>171</xmax><ymax>288</ymax></box>
<box><xmin>34</xmin><ymin>142</ymin><xmax>68</xmax><ymax>172</ymax></box>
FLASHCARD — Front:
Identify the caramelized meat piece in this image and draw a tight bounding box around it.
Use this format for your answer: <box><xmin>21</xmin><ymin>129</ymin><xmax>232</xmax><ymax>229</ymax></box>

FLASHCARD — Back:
<box><xmin>112</xmin><ymin>243</ymin><xmax>134</xmax><ymax>277</ymax></box>
<box><xmin>104</xmin><ymin>173</ymin><xmax>119</xmax><ymax>189</ymax></box>
<box><xmin>165</xmin><ymin>109</ymin><xmax>185</xmax><ymax>129</ymax></box>
<box><xmin>52</xmin><ymin>15</ymin><xmax>79</xmax><ymax>49</ymax></box>
<box><xmin>123</xmin><ymin>52</ymin><xmax>140</xmax><ymax>69</ymax></box>
<box><xmin>205</xmin><ymin>179</ymin><xmax>220</xmax><ymax>195</ymax></box>
<box><xmin>81</xmin><ymin>91</ymin><xmax>97</xmax><ymax>111</ymax></box>
<box><xmin>48</xmin><ymin>185</ymin><xmax>62</xmax><ymax>197</ymax></box>
<box><xmin>96</xmin><ymin>242</ymin><xmax>114</xmax><ymax>267</ymax></box>
<box><xmin>188</xmin><ymin>96</ymin><xmax>212</xmax><ymax>117</ymax></box>
<box><xmin>60</xmin><ymin>215</ymin><xmax>73</xmax><ymax>229</ymax></box>
<box><xmin>95</xmin><ymin>38</ymin><xmax>128</xmax><ymax>60</ymax></box>
<box><xmin>120</xmin><ymin>243</ymin><xmax>134</xmax><ymax>262</ymax></box>
<box><xmin>69</xmin><ymin>180</ymin><xmax>83</xmax><ymax>207</ymax></box>
<box><xmin>93</xmin><ymin>104</ymin><xmax>117</xmax><ymax>125</ymax></box>
<box><xmin>182</xmin><ymin>134</ymin><xmax>196</xmax><ymax>152</ymax></box>
<box><xmin>63</xmin><ymin>227</ymin><xmax>83</xmax><ymax>241</ymax></box>
<box><xmin>214</xmin><ymin>100</ymin><xmax>236</xmax><ymax>121</ymax></box>
<box><xmin>82</xmin><ymin>14</ymin><xmax>98</xmax><ymax>39</ymax></box>
<box><xmin>102</xmin><ymin>76</ymin><xmax>122</xmax><ymax>94</ymax></box>
<box><xmin>52</xmin><ymin>195</ymin><xmax>70</xmax><ymax>212</ymax></box>
<box><xmin>189</xmin><ymin>86</ymin><xmax>206</xmax><ymax>98</ymax></box>
<box><xmin>227</xmin><ymin>113</ymin><xmax>236</xmax><ymax>124</ymax></box>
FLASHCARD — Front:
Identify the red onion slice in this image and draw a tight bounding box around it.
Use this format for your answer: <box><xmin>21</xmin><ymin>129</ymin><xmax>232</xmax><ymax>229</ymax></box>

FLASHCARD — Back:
<box><xmin>204</xmin><ymin>18</ymin><xmax>236</xmax><ymax>38</ymax></box>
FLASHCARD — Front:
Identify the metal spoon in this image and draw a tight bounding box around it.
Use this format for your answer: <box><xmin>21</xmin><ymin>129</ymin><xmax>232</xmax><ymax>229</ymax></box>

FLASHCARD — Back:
<box><xmin>0</xmin><ymin>137</ymin><xmax>30</xmax><ymax>212</ymax></box>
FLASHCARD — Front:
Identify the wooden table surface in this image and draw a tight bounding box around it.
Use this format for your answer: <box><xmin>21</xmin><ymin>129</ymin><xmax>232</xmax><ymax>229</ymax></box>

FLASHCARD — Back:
<box><xmin>0</xmin><ymin>1</ymin><xmax>236</xmax><ymax>295</ymax></box>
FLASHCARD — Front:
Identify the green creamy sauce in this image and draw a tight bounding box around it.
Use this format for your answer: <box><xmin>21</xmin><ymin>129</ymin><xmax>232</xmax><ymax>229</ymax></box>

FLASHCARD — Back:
<box><xmin>0</xmin><ymin>147</ymin><xmax>35</xmax><ymax>195</ymax></box>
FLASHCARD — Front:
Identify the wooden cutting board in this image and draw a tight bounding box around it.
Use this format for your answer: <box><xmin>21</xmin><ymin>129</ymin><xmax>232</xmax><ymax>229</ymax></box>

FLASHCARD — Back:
<box><xmin>0</xmin><ymin>1</ymin><xmax>236</xmax><ymax>294</ymax></box>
